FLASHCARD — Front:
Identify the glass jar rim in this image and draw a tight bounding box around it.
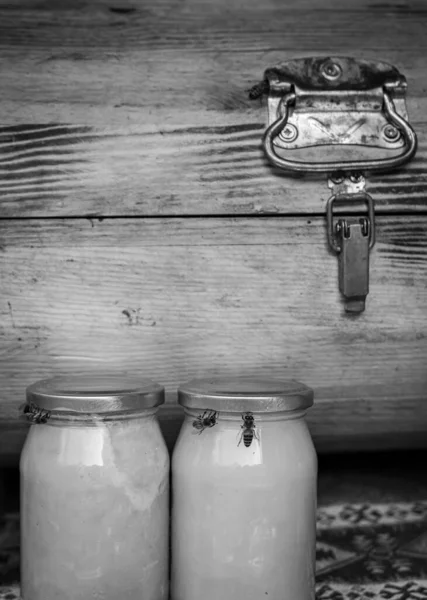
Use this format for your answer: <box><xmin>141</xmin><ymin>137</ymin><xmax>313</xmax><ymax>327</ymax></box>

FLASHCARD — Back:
<box><xmin>178</xmin><ymin>377</ymin><xmax>313</xmax><ymax>413</ymax></box>
<box><xmin>25</xmin><ymin>374</ymin><xmax>165</xmax><ymax>414</ymax></box>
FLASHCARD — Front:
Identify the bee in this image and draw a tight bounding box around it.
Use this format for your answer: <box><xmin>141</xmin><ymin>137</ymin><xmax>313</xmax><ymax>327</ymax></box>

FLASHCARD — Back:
<box><xmin>20</xmin><ymin>402</ymin><xmax>51</xmax><ymax>424</ymax></box>
<box><xmin>238</xmin><ymin>412</ymin><xmax>259</xmax><ymax>448</ymax></box>
<box><xmin>192</xmin><ymin>409</ymin><xmax>218</xmax><ymax>434</ymax></box>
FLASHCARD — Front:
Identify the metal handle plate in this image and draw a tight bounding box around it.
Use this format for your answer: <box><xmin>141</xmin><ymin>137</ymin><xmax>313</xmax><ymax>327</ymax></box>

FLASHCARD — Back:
<box><xmin>263</xmin><ymin>91</ymin><xmax>417</xmax><ymax>173</ymax></box>
<box><xmin>253</xmin><ymin>56</ymin><xmax>418</xmax><ymax>174</ymax></box>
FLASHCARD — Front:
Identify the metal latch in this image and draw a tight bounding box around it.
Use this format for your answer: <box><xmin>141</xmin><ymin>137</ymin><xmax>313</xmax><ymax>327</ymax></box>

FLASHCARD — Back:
<box><xmin>251</xmin><ymin>56</ymin><xmax>418</xmax><ymax>313</ymax></box>
<box><xmin>327</xmin><ymin>191</ymin><xmax>375</xmax><ymax>313</ymax></box>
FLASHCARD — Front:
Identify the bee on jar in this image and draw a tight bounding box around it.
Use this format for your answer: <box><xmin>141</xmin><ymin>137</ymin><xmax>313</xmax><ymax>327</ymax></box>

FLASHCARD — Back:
<box><xmin>20</xmin><ymin>402</ymin><xmax>51</xmax><ymax>424</ymax></box>
<box><xmin>192</xmin><ymin>409</ymin><xmax>218</xmax><ymax>434</ymax></box>
<box><xmin>238</xmin><ymin>411</ymin><xmax>259</xmax><ymax>448</ymax></box>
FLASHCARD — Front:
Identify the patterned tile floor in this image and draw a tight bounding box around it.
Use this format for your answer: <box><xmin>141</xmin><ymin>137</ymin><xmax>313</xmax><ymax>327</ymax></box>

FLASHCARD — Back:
<box><xmin>316</xmin><ymin>502</ymin><xmax>427</xmax><ymax>600</ymax></box>
<box><xmin>1</xmin><ymin>451</ymin><xmax>427</xmax><ymax>599</ymax></box>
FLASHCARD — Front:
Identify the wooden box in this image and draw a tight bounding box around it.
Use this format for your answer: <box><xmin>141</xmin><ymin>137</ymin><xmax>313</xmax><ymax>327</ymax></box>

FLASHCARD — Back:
<box><xmin>1</xmin><ymin>0</ymin><xmax>426</xmax><ymax>465</ymax></box>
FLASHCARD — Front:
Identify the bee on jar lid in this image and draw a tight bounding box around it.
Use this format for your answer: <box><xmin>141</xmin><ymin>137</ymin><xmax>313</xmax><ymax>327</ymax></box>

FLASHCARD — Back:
<box><xmin>192</xmin><ymin>409</ymin><xmax>218</xmax><ymax>434</ymax></box>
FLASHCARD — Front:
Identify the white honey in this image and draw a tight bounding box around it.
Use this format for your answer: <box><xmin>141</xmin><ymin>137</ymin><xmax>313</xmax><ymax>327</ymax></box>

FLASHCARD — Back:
<box><xmin>171</xmin><ymin>409</ymin><xmax>317</xmax><ymax>600</ymax></box>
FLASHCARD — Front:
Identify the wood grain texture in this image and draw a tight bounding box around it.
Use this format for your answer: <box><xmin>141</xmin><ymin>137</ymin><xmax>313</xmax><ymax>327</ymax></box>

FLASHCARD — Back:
<box><xmin>0</xmin><ymin>0</ymin><xmax>427</xmax><ymax>216</ymax></box>
<box><xmin>0</xmin><ymin>216</ymin><xmax>426</xmax><ymax>464</ymax></box>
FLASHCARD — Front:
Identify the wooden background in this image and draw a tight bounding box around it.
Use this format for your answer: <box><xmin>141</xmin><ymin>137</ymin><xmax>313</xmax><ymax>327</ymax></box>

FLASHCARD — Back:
<box><xmin>1</xmin><ymin>0</ymin><xmax>427</xmax><ymax>465</ymax></box>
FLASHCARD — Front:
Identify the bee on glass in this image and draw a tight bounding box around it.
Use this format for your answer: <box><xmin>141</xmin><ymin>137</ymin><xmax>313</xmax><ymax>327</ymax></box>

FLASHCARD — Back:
<box><xmin>192</xmin><ymin>409</ymin><xmax>218</xmax><ymax>434</ymax></box>
<box><xmin>238</xmin><ymin>411</ymin><xmax>259</xmax><ymax>448</ymax></box>
<box><xmin>20</xmin><ymin>402</ymin><xmax>51</xmax><ymax>424</ymax></box>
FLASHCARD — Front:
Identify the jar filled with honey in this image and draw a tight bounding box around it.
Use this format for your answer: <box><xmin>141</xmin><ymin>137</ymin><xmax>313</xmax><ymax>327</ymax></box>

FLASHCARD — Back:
<box><xmin>171</xmin><ymin>377</ymin><xmax>317</xmax><ymax>600</ymax></box>
<box><xmin>20</xmin><ymin>375</ymin><xmax>170</xmax><ymax>600</ymax></box>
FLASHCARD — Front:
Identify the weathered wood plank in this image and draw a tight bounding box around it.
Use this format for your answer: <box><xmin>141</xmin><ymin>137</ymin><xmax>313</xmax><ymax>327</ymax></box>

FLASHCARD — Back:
<box><xmin>1</xmin><ymin>121</ymin><xmax>427</xmax><ymax>217</ymax></box>
<box><xmin>0</xmin><ymin>0</ymin><xmax>427</xmax><ymax>216</ymax></box>
<box><xmin>1</xmin><ymin>0</ymin><xmax>427</xmax><ymax>56</ymax></box>
<box><xmin>0</xmin><ymin>216</ymin><xmax>426</xmax><ymax>464</ymax></box>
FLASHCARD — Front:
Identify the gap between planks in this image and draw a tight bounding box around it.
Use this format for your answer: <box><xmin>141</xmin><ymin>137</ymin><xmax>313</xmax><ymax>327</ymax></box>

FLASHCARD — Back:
<box><xmin>2</xmin><ymin>209</ymin><xmax>427</xmax><ymax>221</ymax></box>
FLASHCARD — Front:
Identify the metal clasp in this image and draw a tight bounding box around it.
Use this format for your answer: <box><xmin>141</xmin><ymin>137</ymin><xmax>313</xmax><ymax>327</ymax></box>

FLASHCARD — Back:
<box><xmin>327</xmin><ymin>192</ymin><xmax>375</xmax><ymax>313</ymax></box>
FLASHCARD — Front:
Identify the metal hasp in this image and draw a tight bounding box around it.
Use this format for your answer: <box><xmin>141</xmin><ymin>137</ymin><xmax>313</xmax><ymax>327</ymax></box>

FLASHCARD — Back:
<box><xmin>327</xmin><ymin>192</ymin><xmax>375</xmax><ymax>313</ymax></box>
<box><xmin>251</xmin><ymin>56</ymin><xmax>418</xmax><ymax>313</ymax></box>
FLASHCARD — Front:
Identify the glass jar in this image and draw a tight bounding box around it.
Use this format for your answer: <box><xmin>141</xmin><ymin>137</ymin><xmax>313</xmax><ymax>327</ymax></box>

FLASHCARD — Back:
<box><xmin>20</xmin><ymin>375</ymin><xmax>170</xmax><ymax>600</ymax></box>
<box><xmin>171</xmin><ymin>377</ymin><xmax>317</xmax><ymax>600</ymax></box>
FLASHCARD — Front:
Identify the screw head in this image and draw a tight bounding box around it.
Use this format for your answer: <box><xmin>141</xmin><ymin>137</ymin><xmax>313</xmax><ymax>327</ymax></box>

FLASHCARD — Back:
<box><xmin>350</xmin><ymin>172</ymin><xmax>364</xmax><ymax>183</ymax></box>
<box><xmin>330</xmin><ymin>171</ymin><xmax>345</xmax><ymax>185</ymax></box>
<box><xmin>383</xmin><ymin>124</ymin><xmax>401</xmax><ymax>142</ymax></box>
<box><xmin>321</xmin><ymin>60</ymin><xmax>342</xmax><ymax>81</ymax></box>
<box><xmin>279</xmin><ymin>123</ymin><xmax>298</xmax><ymax>142</ymax></box>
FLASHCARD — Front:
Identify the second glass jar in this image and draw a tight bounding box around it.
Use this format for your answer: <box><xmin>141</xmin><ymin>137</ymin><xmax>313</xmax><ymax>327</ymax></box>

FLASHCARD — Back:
<box><xmin>171</xmin><ymin>377</ymin><xmax>317</xmax><ymax>600</ymax></box>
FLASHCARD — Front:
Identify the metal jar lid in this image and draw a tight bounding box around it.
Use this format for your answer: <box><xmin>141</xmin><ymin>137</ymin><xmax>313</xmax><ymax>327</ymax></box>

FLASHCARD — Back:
<box><xmin>26</xmin><ymin>375</ymin><xmax>165</xmax><ymax>414</ymax></box>
<box><xmin>178</xmin><ymin>377</ymin><xmax>313</xmax><ymax>413</ymax></box>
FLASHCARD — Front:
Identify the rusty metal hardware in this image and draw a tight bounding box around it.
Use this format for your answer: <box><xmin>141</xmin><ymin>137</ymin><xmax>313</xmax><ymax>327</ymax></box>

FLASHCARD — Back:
<box><xmin>252</xmin><ymin>56</ymin><xmax>417</xmax><ymax>174</ymax></box>
<box><xmin>336</xmin><ymin>218</ymin><xmax>370</xmax><ymax>314</ymax></box>
<box><xmin>327</xmin><ymin>192</ymin><xmax>375</xmax><ymax>313</ymax></box>
<box><xmin>251</xmin><ymin>56</ymin><xmax>418</xmax><ymax>314</ymax></box>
